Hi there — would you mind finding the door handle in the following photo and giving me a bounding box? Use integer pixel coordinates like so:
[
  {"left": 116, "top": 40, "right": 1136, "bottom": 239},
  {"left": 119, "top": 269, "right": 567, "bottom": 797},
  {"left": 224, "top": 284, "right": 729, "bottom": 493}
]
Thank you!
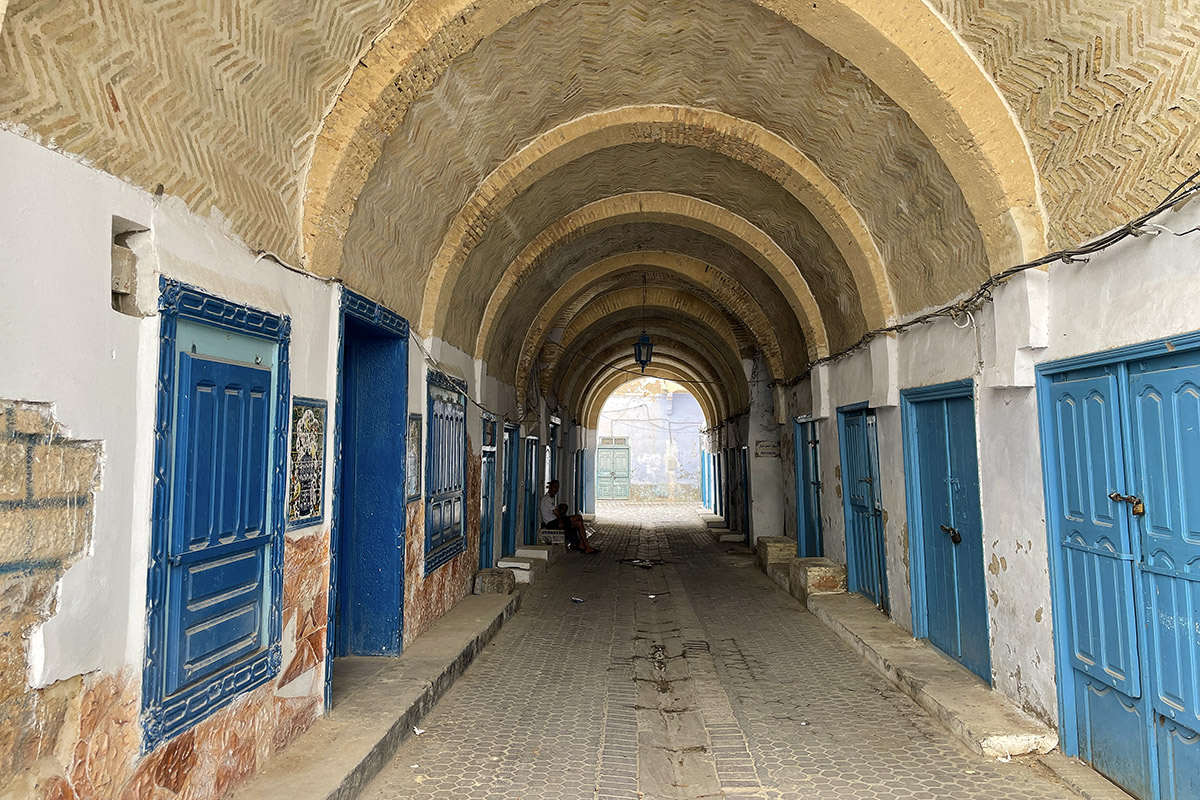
[
  {"left": 1108, "top": 491, "right": 1146, "bottom": 516},
  {"left": 940, "top": 524, "right": 962, "bottom": 545}
]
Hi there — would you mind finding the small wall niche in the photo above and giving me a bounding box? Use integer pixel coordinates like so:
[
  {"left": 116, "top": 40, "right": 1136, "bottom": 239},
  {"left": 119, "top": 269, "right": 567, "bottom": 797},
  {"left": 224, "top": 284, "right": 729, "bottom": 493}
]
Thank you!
[{"left": 111, "top": 215, "right": 151, "bottom": 317}]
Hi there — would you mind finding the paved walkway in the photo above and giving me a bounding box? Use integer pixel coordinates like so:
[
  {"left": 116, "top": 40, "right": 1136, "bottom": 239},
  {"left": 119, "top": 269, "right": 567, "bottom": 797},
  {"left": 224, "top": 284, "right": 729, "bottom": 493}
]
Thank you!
[{"left": 362, "top": 503, "right": 1077, "bottom": 800}]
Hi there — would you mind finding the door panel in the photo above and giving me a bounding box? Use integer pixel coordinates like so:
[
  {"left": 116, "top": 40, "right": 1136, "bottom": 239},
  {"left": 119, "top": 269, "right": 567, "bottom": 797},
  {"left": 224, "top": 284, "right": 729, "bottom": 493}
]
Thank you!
[
  {"left": 524, "top": 437, "right": 539, "bottom": 544},
  {"left": 794, "top": 421, "right": 823, "bottom": 558},
  {"left": 167, "top": 355, "right": 271, "bottom": 696},
  {"left": 501, "top": 428, "right": 519, "bottom": 557},
  {"left": 1129, "top": 360, "right": 1200, "bottom": 798},
  {"left": 945, "top": 395, "right": 990, "bottom": 680},
  {"left": 480, "top": 445, "right": 496, "bottom": 569}
]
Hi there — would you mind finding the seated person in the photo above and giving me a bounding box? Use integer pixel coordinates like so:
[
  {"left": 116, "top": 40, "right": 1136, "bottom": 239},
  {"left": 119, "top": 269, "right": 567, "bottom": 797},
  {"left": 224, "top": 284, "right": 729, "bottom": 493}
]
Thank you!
[{"left": 538, "top": 479, "right": 598, "bottom": 553}]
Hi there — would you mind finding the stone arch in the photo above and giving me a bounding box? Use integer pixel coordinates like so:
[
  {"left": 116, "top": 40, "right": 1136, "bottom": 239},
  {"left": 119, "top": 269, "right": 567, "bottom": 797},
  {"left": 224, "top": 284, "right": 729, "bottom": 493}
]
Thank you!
[
  {"left": 478, "top": 192, "right": 829, "bottom": 380},
  {"left": 583, "top": 367, "right": 721, "bottom": 430},
  {"left": 430, "top": 105, "right": 894, "bottom": 336},
  {"left": 499, "top": 250, "right": 787, "bottom": 389},
  {"left": 304, "top": 0, "right": 1045, "bottom": 284}
]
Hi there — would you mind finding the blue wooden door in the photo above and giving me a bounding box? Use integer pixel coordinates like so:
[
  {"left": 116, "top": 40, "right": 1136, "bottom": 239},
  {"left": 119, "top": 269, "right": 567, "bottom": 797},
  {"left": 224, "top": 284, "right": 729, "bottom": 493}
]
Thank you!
[
  {"left": 501, "top": 427, "right": 519, "bottom": 557},
  {"left": 166, "top": 354, "right": 272, "bottom": 695},
  {"left": 794, "top": 420, "right": 823, "bottom": 558},
  {"left": 480, "top": 422, "right": 497, "bottom": 570},
  {"left": 907, "top": 392, "right": 990, "bottom": 681},
  {"left": 336, "top": 332, "right": 406, "bottom": 657},
  {"left": 1046, "top": 371, "right": 1150, "bottom": 798},
  {"left": 840, "top": 409, "right": 888, "bottom": 611},
  {"left": 524, "top": 437, "right": 540, "bottom": 544},
  {"left": 1128, "top": 356, "right": 1200, "bottom": 800}
]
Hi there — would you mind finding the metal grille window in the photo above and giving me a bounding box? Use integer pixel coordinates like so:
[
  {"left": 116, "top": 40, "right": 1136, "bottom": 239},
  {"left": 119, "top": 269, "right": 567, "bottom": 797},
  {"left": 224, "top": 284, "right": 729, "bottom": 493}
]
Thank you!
[{"left": 426, "top": 376, "right": 466, "bottom": 571}]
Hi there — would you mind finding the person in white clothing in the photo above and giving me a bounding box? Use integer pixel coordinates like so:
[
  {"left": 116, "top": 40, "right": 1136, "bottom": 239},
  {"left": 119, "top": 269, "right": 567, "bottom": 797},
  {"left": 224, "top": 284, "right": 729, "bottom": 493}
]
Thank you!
[{"left": 539, "top": 479, "right": 597, "bottom": 553}]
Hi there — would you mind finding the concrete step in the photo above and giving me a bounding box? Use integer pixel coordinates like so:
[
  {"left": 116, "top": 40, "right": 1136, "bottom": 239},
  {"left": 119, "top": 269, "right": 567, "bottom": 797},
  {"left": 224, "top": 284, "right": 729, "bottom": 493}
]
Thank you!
[
  {"left": 709, "top": 528, "right": 743, "bottom": 543},
  {"left": 807, "top": 592, "right": 1057, "bottom": 759},
  {"left": 496, "top": 556, "right": 547, "bottom": 584},
  {"left": 233, "top": 593, "right": 520, "bottom": 800},
  {"left": 515, "top": 543, "right": 564, "bottom": 565}
]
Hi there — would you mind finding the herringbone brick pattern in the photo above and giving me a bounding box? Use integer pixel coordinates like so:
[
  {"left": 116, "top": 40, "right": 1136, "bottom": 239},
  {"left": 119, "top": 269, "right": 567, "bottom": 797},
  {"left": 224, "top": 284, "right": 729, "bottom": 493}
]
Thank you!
[
  {"left": 933, "top": 0, "right": 1200, "bottom": 248},
  {"left": 340, "top": 0, "right": 986, "bottom": 339},
  {"left": 0, "top": 0, "right": 401, "bottom": 260}
]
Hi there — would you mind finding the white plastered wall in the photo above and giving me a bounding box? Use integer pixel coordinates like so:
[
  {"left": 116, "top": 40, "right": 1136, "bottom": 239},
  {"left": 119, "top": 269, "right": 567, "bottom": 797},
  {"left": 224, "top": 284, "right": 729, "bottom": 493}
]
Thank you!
[
  {"left": 790, "top": 197, "right": 1200, "bottom": 724},
  {"left": 0, "top": 129, "right": 340, "bottom": 687}
]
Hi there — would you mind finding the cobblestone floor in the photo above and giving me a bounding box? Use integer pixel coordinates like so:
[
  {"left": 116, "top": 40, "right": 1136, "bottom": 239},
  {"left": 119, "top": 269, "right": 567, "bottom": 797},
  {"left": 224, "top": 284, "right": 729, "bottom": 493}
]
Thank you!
[{"left": 361, "top": 503, "right": 1078, "bottom": 800}]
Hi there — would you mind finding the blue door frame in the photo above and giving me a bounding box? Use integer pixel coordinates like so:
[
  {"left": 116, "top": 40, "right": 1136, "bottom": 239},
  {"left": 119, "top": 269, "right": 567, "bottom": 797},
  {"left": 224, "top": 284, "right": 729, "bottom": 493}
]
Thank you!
[
  {"left": 793, "top": 420, "right": 823, "bottom": 558},
  {"left": 1038, "top": 331, "right": 1200, "bottom": 800},
  {"left": 327, "top": 291, "right": 408, "bottom": 708},
  {"left": 501, "top": 426, "right": 520, "bottom": 557},
  {"left": 901, "top": 381, "right": 990, "bottom": 682},
  {"left": 838, "top": 404, "right": 889, "bottom": 611}
]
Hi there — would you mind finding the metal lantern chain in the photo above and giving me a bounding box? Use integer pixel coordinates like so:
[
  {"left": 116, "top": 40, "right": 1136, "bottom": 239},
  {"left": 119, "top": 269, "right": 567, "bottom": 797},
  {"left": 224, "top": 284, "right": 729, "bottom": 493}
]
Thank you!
[{"left": 634, "top": 273, "right": 654, "bottom": 372}]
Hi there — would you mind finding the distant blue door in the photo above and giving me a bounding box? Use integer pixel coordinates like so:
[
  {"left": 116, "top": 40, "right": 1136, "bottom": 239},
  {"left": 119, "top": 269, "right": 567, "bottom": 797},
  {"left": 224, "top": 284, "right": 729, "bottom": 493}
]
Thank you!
[
  {"left": 501, "top": 427, "right": 519, "bottom": 557},
  {"left": 524, "top": 437, "right": 540, "bottom": 545},
  {"left": 479, "top": 421, "right": 497, "bottom": 570},
  {"left": 794, "top": 420, "right": 823, "bottom": 558},
  {"left": 904, "top": 387, "right": 990, "bottom": 682},
  {"left": 166, "top": 354, "right": 272, "bottom": 696},
  {"left": 839, "top": 408, "right": 888, "bottom": 611}
]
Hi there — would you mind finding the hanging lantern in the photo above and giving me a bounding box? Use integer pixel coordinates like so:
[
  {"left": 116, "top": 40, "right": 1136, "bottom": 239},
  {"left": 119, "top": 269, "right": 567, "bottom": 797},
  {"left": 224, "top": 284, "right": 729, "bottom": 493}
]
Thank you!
[{"left": 634, "top": 331, "right": 654, "bottom": 372}]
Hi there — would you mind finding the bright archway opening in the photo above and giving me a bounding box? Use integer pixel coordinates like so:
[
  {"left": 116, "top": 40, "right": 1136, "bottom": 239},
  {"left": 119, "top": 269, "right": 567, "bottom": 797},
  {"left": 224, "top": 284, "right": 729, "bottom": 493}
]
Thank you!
[{"left": 595, "top": 377, "right": 706, "bottom": 505}]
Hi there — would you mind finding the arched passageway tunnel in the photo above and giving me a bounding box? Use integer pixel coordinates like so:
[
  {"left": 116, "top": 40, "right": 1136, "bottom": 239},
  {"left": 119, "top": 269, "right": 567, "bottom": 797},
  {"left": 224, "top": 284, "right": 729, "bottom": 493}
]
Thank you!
[{"left": 2, "top": 1, "right": 1200, "bottom": 798}]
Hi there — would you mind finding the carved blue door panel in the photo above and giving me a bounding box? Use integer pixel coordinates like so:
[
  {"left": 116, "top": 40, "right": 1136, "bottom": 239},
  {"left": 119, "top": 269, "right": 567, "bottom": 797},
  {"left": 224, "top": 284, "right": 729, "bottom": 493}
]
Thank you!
[
  {"left": 1045, "top": 369, "right": 1150, "bottom": 798},
  {"left": 1129, "top": 358, "right": 1200, "bottom": 799},
  {"left": 166, "top": 354, "right": 272, "bottom": 696},
  {"left": 839, "top": 408, "right": 888, "bottom": 611}
]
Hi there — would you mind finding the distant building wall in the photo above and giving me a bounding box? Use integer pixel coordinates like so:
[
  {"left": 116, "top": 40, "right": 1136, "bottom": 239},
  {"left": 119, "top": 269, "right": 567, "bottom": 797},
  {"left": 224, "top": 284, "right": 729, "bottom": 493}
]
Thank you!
[{"left": 598, "top": 380, "right": 704, "bottom": 502}]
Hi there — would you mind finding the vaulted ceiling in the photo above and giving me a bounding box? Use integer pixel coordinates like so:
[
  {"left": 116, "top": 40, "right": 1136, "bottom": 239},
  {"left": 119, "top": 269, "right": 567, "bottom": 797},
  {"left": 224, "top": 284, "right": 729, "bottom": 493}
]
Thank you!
[{"left": 3, "top": 0, "right": 1197, "bottom": 420}]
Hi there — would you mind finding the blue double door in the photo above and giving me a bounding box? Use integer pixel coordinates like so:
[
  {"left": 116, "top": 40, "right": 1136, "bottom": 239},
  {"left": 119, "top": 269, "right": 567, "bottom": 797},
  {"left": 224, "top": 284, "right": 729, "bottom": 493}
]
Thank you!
[
  {"left": 1043, "top": 350, "right": 1200, "bottom": 799},
  {"left": 904, "top": 387, "right": 990, "bottom": 682}
]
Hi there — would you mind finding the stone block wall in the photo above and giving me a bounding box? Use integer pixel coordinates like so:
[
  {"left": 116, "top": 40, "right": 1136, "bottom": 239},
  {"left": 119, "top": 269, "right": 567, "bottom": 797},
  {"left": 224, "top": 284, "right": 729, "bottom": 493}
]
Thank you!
[{"left": 0, "top": 399, "right": 100, "bottom": 797}]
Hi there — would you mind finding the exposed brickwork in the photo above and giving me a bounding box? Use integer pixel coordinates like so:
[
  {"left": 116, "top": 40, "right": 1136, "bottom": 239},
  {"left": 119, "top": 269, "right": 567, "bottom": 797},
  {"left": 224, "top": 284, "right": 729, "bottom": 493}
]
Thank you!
[
  {"left": 0, "top": 0, "right": 401, "bottom": 261},
  {"left": 933, "top": 0, "right": 1200, "bottom": 249}
]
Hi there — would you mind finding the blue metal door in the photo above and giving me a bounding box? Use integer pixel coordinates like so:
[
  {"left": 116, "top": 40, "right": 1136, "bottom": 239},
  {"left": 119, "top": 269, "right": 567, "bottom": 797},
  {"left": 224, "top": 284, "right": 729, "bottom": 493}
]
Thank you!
[
  {"left": 524, "top": 436, "right": 540, "bottom": 544},
  {"left": 1128, "top": 355, "right": 1200, "bottom": 800},
  {"left": 794, "top": 420, "right": 823, "bottom": 558},
  {"left": 905, "top": 389, "right": 990, "bottom": 681},
  {"left": 479, "top": 421, "right": 497, "bottom": 570},
  {"left": 501, "top": 427, "right": 519, "bottom": 557},
  {"left": 839, "top": 408, "right": 888, "bottom": 611},
  {"left": 1045, "top": 370, "right": 1150, "bottom": 798},
  {"left": 166, "top": 354, "right": 272, "bottom": 695}
]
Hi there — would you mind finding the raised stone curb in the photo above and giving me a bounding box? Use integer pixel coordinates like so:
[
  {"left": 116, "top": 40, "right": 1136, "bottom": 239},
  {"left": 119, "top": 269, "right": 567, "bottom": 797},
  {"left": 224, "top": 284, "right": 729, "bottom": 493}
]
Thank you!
[
  {"left": 232, "top": 593, "right": 520, "bottom": 800},
  {"left": 788, "top": 557, "right": 846, "bottom": 606},
  {"left": 807, "top": 592, "right": 1057, "bottom": 759},
  {"left": 709, "top": 527, "right": 743, "bottom": 543},
  {"left": 754, "top": 536, "right": 793, "bottom": 570},
  {"left": 473, "top": 567, "right": 516, "bottom": 595}
]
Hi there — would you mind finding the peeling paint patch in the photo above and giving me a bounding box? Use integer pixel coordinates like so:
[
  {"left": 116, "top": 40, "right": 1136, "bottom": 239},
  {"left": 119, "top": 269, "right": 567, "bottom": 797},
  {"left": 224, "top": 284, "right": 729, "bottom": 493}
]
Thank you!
[{"left": 1035, "top": 607, "right": 1044, "bottom": 623}]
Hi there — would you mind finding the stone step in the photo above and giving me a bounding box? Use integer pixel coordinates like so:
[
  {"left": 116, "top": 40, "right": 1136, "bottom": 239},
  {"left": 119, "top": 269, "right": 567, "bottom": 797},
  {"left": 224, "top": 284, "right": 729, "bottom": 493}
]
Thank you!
[
  {"left": 232, "top": 593, "right": 520, "bottom": 800},
  {"left": 754, "top": 535, "right": 794, "bottom": 569},
  {"left": 495, "top": 556, "right": 547, "bottom": 584},
  {"left": 709, "top": 528, "right": 743, "bottom": 543},
  {"left": 516, "top": 544, "right": 564, "bottom": 565},
  {"left": 807, "top": 592, "right": 1057, "bottom": 759},
  {"left": 788, "top": 557, "right": 846, "bottom": 606}
]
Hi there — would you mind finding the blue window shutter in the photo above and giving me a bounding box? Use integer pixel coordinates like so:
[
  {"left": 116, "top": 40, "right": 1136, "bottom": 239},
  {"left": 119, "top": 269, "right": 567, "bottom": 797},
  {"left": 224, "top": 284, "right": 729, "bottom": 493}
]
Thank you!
[{"left": 165, "top": 354, "right": 273, "bottom": 697}]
